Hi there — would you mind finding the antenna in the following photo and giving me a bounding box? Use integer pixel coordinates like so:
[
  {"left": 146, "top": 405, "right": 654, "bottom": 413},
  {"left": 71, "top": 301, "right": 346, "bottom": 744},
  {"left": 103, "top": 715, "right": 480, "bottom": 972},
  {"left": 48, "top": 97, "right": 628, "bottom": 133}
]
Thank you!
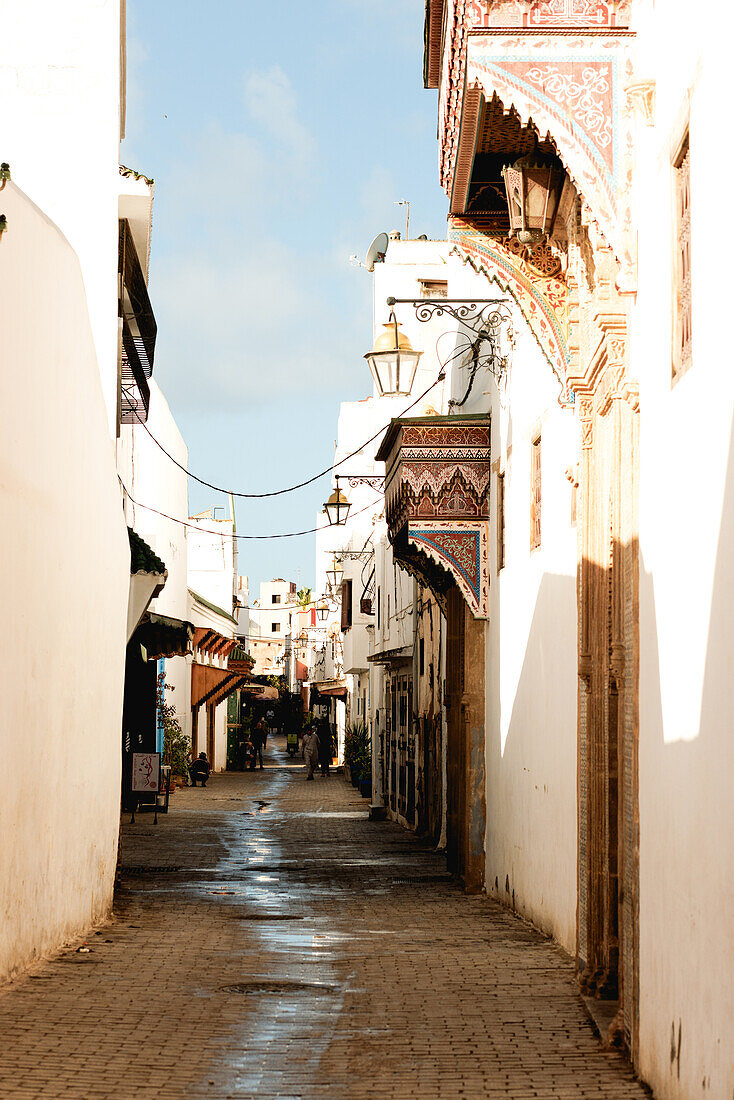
[
  {"left": 394, "top": 199, "right": 410, "bottom": 240},
  {"left": 365, "top": 232, "right": 389, "bottom": 272}
]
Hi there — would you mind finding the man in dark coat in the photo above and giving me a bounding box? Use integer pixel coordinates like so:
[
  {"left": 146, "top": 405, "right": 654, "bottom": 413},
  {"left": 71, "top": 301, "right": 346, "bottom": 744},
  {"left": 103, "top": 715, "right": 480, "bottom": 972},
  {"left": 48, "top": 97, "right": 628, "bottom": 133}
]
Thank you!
[
  {"left": 188, "top": 752, "right": 210, "bottom": 787},
  {"left": 318, "top": 718, "right": 333, "bottom": 776},
  {"left": 251, "top": 719, "right": 267, "bottom": 770}
]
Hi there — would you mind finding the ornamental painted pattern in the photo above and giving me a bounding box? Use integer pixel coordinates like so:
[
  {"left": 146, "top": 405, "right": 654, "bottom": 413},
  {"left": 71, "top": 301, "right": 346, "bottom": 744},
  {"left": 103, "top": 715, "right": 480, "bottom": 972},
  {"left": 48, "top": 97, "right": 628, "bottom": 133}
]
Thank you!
[
  {"left": 467, "top": 0, "right": 628, "bottom": 28},
  {"left": 411, "top": 521, "right": 490, "bottom": 619},
  {"left": 449, "top": 218, "right": 571, "bottom": 399},
  {"left": 465, "top": 33, "right": 633, "bottom": 263},
  {"left": 378, "top": 416, "right": 491, "bottom": 619}
]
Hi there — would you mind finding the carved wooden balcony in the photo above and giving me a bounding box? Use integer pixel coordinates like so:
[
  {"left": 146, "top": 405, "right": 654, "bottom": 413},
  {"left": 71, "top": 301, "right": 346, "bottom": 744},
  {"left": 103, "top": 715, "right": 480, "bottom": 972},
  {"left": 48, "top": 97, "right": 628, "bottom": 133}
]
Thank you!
[{"left": 375, "top": 414, "right": 490, "bottom": 618}]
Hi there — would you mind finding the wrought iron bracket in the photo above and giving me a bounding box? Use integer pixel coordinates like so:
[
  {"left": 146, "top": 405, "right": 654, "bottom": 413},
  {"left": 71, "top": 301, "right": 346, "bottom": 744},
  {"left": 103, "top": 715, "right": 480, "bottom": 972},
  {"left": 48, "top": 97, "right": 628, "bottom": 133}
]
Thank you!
[
  {"left": 386, "top": 297, "right": 514, "bottom": 407},
  {"left": 336, "top": 473, "right": 385, "bottom": 491}
]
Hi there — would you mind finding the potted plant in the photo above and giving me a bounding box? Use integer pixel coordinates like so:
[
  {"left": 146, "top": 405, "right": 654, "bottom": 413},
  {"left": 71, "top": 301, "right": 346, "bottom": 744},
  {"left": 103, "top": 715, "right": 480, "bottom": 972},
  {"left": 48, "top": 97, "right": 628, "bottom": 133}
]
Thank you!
[
  {"left": 158, "top": 674, "right": 190, "bottom": 787},
  {"left": 344, "top": 722, "right": 367, "bottom": 787}
]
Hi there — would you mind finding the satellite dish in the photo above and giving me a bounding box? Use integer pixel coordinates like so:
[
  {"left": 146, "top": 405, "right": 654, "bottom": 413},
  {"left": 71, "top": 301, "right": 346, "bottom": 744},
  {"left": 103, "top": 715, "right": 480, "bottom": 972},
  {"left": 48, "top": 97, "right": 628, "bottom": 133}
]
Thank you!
[{"left": 366, "top": 232, "right": 389, "bottom": 272}]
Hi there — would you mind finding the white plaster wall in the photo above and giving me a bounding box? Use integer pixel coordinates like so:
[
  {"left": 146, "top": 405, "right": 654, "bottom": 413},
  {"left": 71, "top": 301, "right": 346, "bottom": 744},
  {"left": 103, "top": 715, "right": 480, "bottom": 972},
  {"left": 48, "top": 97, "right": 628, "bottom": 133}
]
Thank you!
[
  {"left": 253, "top": 580, "right": 295, "bottom": 640},
  {"left": 632, "top": 6, "right": 734, "bottom": 1094},
  {"left": 0, "top": 184, "right": 129, "bottom": 981},
  {"left": 118, "top": 382, "right": 191, "bottom": 737},
  {"left": 188, "top": 517, "right": 236, "bottom": 616},
  {"left": 448, "top": 256, "right": 578, "bottom": 950},
  {"left": 0, "top": 0, "right": 124, "bottom": 433}
]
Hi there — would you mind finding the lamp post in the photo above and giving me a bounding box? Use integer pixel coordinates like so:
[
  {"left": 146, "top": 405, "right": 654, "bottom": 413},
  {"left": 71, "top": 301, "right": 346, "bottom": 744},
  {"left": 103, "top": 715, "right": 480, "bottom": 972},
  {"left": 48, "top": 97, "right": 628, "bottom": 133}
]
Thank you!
[
  {"left": 502, "top": 148, "right": 564, "bottom": 244},
  {"left": 323, "top": 477, "right": 351, "bottom": 526},
  {"left": 326, "top": 557, "right": 343, "bottom": 593},
  {"left": 364, "top": 310, "right": 422, "bottom": 396}
]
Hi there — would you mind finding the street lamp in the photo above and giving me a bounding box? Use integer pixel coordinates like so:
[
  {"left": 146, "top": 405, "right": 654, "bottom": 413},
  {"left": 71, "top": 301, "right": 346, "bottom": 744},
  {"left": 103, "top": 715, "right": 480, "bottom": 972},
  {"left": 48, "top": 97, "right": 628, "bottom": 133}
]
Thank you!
[
  {"left": 364, "top": 310, "right": 422, "bottom": 396},
  {"left": 326, "top": 557, "right": 343, "bottom": 593},
  {"left": 316, "top": 600, "right": 330, "bottom": 622},
  {"left": 502, "top": 148, "right": 565, "bottom": 244},
  {"left": 323, "top": 478, "right": 351, "bottom": 526}
]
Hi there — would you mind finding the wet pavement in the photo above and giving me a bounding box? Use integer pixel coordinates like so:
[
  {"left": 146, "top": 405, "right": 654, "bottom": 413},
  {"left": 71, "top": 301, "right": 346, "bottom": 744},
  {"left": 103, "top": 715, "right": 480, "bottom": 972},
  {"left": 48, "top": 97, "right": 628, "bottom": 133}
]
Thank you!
[{"left": 0, "top": 736, "right": 650, "bottom": 1099}]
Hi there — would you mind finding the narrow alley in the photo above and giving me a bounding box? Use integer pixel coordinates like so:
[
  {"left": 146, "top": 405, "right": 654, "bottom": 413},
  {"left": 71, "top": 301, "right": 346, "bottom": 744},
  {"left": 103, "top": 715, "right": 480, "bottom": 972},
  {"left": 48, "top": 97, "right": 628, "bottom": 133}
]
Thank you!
[{"left": 0, "top": 739, "right": 647, "bottom": 1100}]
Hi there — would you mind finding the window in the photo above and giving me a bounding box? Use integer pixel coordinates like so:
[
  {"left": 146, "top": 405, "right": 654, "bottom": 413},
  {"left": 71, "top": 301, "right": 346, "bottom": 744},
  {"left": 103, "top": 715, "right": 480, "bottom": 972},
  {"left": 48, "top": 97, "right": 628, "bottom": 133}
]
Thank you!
[
  {"left": 272, "top": 594, "right": 281, "bottom": 604},
  {"left": 340, "top": 579, "right": 353, "bottom": 630},
  {"left": 419, "top": 637, "right": 425, "bottom": 676},
  {"left": 420, "top": 279, "right": 448, "bottom": 299},
  {"left": 673, "top": 132, "right": 692, "bottom": 381},
  {"left": 377, "top": 586, "right": 381, "bottom": 629},
  {"left": 530, "top": 436, "right": 541, "bottom": 550},
  {"left": 271, "top": 622, "right": 279, "bottom": 633},
  {"left": 497, "top": 470, "right": 506, "bottom": 570}
]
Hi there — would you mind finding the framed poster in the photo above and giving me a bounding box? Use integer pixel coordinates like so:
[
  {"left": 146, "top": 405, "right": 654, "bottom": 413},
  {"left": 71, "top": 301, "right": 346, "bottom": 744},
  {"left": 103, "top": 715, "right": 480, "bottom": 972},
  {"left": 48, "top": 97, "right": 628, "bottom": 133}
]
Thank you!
[{"left": 132, "top": 752, "right": 160, "bottom": 793}]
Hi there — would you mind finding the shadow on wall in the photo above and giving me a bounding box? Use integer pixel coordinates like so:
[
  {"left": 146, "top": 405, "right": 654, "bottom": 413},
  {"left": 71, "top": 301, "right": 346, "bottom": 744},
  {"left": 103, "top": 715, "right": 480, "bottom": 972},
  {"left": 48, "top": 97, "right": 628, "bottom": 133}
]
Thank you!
[
  {"left": 638, "top": 413, "right": 734, "bottom": 1098},
  {"left": 485, "top": 567, "right": 577, "bottom": 952}
]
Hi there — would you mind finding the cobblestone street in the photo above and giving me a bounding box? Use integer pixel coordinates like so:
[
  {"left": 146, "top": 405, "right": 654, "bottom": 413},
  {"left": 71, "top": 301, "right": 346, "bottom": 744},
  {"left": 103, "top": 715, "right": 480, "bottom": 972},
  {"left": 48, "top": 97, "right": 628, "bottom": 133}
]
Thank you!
[{"left": 0, "top": 738, "right": 650, "bottom": 1099}]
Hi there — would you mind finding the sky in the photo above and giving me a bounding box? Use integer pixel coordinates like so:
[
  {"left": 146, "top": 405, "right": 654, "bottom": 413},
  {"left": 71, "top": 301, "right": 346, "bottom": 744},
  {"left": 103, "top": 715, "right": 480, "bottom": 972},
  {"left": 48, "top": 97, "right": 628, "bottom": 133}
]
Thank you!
[{"left": 122, "top": 0, "right": 448, "bottom": 595}]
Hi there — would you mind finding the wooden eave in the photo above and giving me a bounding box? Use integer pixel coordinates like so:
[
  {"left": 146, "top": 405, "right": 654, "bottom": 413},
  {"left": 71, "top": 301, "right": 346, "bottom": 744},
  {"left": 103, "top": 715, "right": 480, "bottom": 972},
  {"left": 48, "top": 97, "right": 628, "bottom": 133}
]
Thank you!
[{"left": 423, "top": 0, "right": 445, "bottom": 88}]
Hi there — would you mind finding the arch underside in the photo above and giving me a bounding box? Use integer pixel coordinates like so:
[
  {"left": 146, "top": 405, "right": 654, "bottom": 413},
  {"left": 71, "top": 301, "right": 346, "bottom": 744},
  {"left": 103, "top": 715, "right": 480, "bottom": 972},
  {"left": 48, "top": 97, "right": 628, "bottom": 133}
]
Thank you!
[
  {"left": 464, "top": 33, "right": 633, "bottom": 272},
  {"left": 393, "top": 521, "right": 489, "bottom": 620}
]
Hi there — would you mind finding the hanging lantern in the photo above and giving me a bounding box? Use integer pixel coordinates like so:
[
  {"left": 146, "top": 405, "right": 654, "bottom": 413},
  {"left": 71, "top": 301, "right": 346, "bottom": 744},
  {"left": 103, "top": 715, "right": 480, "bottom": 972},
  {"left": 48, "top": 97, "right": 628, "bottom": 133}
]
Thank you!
[
  {"left": 364, "top": 311, "right": 422, "bottom": 396},
  {"left": 502, "top": 149, "right": 565, "bottom": 244},
  {"left": 323, "top": 483, "right": 351, "bottom": 526},
  {"left": 316, "top": 600, "right": 330, "bottom": 622},
  {"left": 326, "top": 557, "right": 344, "bottom": 592}
]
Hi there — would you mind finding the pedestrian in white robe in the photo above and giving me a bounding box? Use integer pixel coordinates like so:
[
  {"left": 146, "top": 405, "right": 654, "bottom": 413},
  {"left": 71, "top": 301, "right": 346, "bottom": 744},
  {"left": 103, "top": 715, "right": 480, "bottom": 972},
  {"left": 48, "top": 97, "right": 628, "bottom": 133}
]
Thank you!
[{"left": 302, "top": 729, "right": 320, "bottom": 781}]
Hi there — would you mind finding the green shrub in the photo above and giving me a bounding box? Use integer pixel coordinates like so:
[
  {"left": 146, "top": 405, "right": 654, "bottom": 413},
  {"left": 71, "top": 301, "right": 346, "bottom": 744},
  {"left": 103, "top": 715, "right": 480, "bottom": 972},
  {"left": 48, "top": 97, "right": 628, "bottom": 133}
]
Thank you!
[
  {"left": 344, "top": 721, "right": 371, "bottom": 778},
  {"left": 157, "top": 674, "right": 190, "bottom": 776}
]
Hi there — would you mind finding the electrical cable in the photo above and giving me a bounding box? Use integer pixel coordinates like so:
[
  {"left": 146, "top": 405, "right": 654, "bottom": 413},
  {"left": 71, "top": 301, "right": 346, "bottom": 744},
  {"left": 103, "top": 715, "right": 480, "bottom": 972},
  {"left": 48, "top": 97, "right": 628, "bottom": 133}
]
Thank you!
[
  {"left": 121, "top": 369, "right": 444, "bottom": 499},
  {"left": 119, "top": 478, "right": 383, "bottom": 541}
]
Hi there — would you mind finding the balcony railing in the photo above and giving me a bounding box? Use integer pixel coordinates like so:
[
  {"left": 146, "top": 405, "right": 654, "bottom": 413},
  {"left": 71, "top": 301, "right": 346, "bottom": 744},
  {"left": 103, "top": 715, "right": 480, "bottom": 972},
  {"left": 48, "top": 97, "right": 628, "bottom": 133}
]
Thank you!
[{"left": 118, "top": 219, "right": 157, "bottom": 425}]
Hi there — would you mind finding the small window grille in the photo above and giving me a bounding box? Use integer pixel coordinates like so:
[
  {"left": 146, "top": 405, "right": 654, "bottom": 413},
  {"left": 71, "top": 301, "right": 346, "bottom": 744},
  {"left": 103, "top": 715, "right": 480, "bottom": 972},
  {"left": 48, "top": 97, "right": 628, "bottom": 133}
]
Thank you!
[
  {"left": 420, "top": 279, "right": 448, "bottom": 299},
  {"left": 673, "top": 133, "right": 692, "bottom": 380},
  {"left": 530, "top": 436, "right": 541, "bottom": 550},
  {"left": 497, "top": 470, "right": 506, "bottom": 570}
]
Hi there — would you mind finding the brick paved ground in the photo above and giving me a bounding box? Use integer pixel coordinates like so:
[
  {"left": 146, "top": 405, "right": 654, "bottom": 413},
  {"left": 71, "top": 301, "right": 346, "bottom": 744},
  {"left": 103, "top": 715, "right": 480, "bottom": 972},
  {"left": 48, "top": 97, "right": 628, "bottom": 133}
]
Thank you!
[{"left": 0, "top": 737, "right": 651, "bottom": 1099}]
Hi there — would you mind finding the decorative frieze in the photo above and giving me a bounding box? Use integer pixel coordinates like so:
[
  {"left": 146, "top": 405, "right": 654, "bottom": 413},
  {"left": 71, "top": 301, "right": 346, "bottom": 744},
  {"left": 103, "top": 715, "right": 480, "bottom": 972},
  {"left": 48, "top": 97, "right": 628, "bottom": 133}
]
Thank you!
[{"left": 376, "top": 415, "right": 491, "bottom": 619}]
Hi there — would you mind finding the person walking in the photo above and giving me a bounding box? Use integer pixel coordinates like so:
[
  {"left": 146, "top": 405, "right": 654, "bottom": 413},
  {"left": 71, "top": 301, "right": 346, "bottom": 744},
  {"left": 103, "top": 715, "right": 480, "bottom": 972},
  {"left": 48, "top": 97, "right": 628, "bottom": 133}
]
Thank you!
[
  {"left": 302, "top": 726, "right": 320, "bottom": 781},
  {"left": 251, "top": 719, "right": 267, "bottom": 770},
  {"left": 318, "top": 718, "right": 333, "bottom": 777}
]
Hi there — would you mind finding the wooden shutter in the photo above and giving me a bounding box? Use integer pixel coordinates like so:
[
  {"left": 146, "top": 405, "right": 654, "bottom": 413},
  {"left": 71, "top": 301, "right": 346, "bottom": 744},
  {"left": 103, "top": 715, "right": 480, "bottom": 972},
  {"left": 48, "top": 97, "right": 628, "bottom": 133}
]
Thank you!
[
  {"left": 530, "top": 436, "right": 541, "bottom": 550},
  {"left": 340, "top": 579, "right": 352, "bottom": 630}
]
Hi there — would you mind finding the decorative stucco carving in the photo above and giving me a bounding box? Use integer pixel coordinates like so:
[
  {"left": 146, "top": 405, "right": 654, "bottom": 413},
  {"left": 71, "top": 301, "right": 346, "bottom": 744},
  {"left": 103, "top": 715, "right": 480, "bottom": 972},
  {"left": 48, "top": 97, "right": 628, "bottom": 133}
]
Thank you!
[
  {"left": 376, "top": 416, "right": 491, "bottom": 619},
  {"left": 449, "top": 217, "right": 571, "bottom": 402}
]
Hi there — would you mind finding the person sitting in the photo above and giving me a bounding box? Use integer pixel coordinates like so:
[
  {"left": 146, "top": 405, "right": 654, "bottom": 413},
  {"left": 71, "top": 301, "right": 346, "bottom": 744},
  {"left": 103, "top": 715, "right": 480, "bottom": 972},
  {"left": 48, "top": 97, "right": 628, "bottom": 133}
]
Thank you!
[{"left": 188, "top": 751, "right": 210, "bottom": 787}]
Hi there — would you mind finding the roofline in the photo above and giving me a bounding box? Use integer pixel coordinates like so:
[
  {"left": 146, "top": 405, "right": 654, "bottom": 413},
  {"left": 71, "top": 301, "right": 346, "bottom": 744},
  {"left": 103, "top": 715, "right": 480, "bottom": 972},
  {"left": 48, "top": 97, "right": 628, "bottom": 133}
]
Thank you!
[
  {"left": 375, "top": 413, "right": 490, "bottom": 462},
  {"left": 188, "top": 588, "right": 237, "bottom": 624},
  {"left": 423, "top": 0, "right": 445, "bottom": 89}
]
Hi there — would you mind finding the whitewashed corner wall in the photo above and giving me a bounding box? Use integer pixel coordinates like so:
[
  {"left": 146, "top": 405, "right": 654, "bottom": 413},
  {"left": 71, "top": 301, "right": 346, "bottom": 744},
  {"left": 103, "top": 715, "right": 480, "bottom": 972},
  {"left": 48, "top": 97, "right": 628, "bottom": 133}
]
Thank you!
[
  {"left": 0, "top": 0, "right": 125, "bottom": 436},
  {"left": 447, "top": 257, "right": 579, "bottom": 952},
  {"left": 0, "top": 185, "right": 129, "bottom": 982},
  {"left": 633, "top": 10, "right": 734, "bottom": 1094}
]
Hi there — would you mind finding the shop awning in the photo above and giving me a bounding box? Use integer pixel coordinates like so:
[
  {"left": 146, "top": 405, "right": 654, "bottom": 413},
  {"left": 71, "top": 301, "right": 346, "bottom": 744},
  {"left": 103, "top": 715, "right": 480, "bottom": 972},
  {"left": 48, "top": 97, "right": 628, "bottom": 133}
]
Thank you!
[
  {"left": 136, "top": 613, "right": 194, "bottom": 660},
  {"left": 127, "top": 528, "right": 168, "bottom": 641},
  {"left": 367, "top": 644, "right": 413, "bottom": 665},
  {"left": 312, "top": 679, "right": 348, "bottom": 698},
  {"left": 191, "top": 664, "right": 249, "bottom": 710},
  {"left": 193, "top": 626, "right": 237, "bottom": 660}
]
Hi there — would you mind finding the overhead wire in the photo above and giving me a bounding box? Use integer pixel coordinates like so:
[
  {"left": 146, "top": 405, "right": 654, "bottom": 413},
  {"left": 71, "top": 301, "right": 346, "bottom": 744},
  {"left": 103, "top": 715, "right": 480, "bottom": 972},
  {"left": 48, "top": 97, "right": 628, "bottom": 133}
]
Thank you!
[
  {"left": 119, "top": 478, "right": 383, "bottom": 541},
  {"left": 121, "top": 366, "right": 444, "bottom": 499}
]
